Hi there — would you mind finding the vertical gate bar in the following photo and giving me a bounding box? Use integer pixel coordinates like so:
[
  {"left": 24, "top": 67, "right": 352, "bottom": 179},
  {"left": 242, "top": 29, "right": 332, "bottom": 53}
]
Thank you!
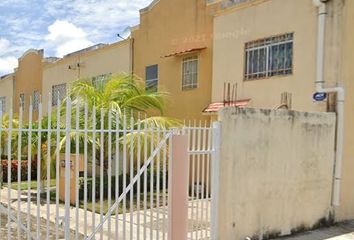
[
  {"left": 36, "top": 101, "right": 42, "bottom": 240},
  {"left": 107, "top": 109, "right": 112, "bottom": 239},
  {"left": 17, "top": 102, "right": 23, "bottom": 239},
  {"left": 196, "top": 121, "right": 202, "bottom": 240},
  {"left": 206, "top": 126, "right": 212, "bottom": 238},
  {"left": 201, "top": 122, "right": 207, "bottom": 238},
  {"left": 186, "top": 122, "right": 191, "bottom": 240},
  {"left": 55, "top": 99, "right": 61, "bottom": 240},
  {"left": 84, "top": 103, "right": 88, "bottom": 239},
  {"left": 46, "top": 96, "right": 52, "bottom": 240},
  {"left": 129, "top": 113, "right": 134, "bottom": 240},
  {"left": 99, "top": 108, "right": 104, "bottom": 240},
  {"left": 149, "top": 126, "right": 154, "bottom": 240},
  {"left": 27, "top": 99, "right": 33, "bottom": 240},
  {"left": 7, "top": 101, "right": 13, "bottom": 240},
  {"left": 92, "top": 106, "right": 97, "bottom": 239},
  {"left": 211, "top": 122, "right": 221, "bottom": 240},
  {"left": 143, "top": 116, "right": 148, "bottom": 240},
  {"left": 167, "top": 133, "right": 172, "bottom": 240},
  {"left": 115, "top": 111, "right": 120, "bottom": 240},
  {"left": 162, "top": 130, "right": 167, "bottom": 240},
  {"left": 156, "top": 128, "right": 161, "bottom": 240},
  {"left": 191, "top": 121, "right": 196, "bottom": 240},
  {"left": 122, "top": 112, "right": 127, "bottom": 240},
  {"left": 168, "top": 134, "right": 188, "bottom": 240},
  {"left": 75, "top": 102, "right": 80, "bottom": 240},
  {"left": 136, "top": 114, "right": 141, "bottom": 240},
  {"left": 64, "top": 98, "right": 72, "bottom": 240}
]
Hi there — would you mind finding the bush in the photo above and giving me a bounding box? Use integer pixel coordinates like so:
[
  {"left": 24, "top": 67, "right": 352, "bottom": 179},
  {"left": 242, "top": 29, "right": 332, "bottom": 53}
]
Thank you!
[
  {"left": 78, "top": 168, "right": 165, "bottom": 201},
  {"left": 1, "top": 159, "right": 37, "bottom": 182}
]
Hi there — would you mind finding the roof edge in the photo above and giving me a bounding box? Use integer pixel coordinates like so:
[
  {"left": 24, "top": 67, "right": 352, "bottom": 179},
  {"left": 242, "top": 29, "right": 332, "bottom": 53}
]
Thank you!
[
  {"left": 19, "top": 49, "right": 44, "bottom": 61},
  {"left": 140, "top": 0, "right": 160, "bottom": 13}
]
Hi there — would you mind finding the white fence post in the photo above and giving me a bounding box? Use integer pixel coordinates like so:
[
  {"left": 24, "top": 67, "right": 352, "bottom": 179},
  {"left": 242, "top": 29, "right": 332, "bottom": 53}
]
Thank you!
[
  {"left": 64, "top": 98, "right": 72, "bottom": 239},
  {"left": 211, "top": 121, "right": 221, "bottom": 240},
  {"left": 168, "top": 134, "right": 189, "bottom": 240}
]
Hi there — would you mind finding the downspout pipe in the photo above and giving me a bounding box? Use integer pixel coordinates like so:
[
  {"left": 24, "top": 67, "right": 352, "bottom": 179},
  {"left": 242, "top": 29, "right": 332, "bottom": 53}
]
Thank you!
[{"left": 313, "top": 0, "right": 345, "bottom": 207}]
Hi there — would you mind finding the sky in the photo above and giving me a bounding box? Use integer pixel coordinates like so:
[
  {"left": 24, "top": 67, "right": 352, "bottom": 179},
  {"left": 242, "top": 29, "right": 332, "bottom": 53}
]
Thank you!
[{"left": 0, "top": 0, "right": 153, "bottom": 76}]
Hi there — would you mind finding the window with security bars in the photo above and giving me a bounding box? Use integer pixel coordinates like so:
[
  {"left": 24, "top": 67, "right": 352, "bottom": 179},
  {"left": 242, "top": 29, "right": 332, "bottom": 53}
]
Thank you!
[
  {"left": 19, "top": 93, "right": 25, "bottom": 108},
  {"left": 245, "top": 33, "right": 293, "bottom": 80},
  {"left": 92, "top": 73, "right": 112, "bottom": 89},
  {"left": 33, "top": 90, "right": 40, "bottom": 110},
  {"left": 182, "top": 56, "right": 198, "bottom": 90},
  {"left": 52, "top": 84, "right": 67, "bottom": 106},
  {"left": 145, "top": 65, "right": 158, "bottom": 92},
  {"left": 0, "top": 97, "right": 5, "bottom": 113}
]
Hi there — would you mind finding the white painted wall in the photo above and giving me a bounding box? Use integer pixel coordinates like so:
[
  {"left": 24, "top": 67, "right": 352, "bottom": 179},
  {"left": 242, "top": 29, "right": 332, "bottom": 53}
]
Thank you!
[{"left": 217, "top": 107, "right": 336, "bottom": 239}]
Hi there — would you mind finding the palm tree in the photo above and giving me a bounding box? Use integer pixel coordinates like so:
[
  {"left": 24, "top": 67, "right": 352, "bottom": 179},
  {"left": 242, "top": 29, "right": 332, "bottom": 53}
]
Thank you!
[{"left": 56, "top": 74, "right": 180, "bottom": 175}]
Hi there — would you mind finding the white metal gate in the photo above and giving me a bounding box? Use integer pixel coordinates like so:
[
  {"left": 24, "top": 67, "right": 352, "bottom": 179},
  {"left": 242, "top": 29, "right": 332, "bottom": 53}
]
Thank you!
[{"left": 0, "top": 99, "right": 220, "bottom": 240}]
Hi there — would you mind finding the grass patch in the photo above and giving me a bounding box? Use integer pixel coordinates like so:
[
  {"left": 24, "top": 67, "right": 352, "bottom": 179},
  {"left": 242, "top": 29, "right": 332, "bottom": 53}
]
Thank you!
[
  {"left": 4, "top": 179, "right": 57, "bottom": 190},
  {"left": 79, "top": 192, "right": 167, "bottom": 215}
]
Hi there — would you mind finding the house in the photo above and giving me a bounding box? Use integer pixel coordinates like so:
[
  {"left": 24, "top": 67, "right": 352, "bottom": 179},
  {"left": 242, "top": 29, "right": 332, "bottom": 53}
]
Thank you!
[
  {"left": 212, "top": 0, "right": 354, "bottom": 222},
  {"left": 13, "top": 49, "right": 56, "bottom": 120},
  {"left": 132, "top": 0, "right": 220, "bottom": 121},
  {"left": 0, "top": 73, "right": 14, "bottom": 114},
  {"left": 42, "top": 40, "right": 132, "bottom": 115}
]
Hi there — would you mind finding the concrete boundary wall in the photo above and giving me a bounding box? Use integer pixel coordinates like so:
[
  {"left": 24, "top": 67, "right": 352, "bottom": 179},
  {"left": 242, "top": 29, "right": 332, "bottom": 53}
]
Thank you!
[{"left": 217, "top": 107, "right": 336, "bottom": 239}]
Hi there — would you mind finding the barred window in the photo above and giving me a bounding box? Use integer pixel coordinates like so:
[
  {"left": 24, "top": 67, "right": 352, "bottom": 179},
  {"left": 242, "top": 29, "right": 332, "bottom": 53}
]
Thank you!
[
  {"left": 245, "top": 33, "right": 293, "bottom": 80},
  {"left": 19, "top": 93, "right": 25, "bottom": 108},
  {"left": 0, "top": 97, "right": 5, "bottom": 113},
  {"left": 145, "top": 65, "right": 158, "bottom": 92},
  {"left": 92, "top": 73, "right": 111, "bottom": 89},
  {"left": 52, "top": 84, "right": 67, "bottom": 106},
  {"left": 33, "top": 91, "right": 40, "bottom": 110},
  {"left": 182, "top": 56, "right": 198, "bottom": 90}
]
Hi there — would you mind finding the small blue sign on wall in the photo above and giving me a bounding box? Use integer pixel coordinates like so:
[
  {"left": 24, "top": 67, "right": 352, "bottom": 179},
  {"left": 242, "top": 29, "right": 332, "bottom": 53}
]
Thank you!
[{"left": 313, "top": 92, "right": 327, "bottom": 101}]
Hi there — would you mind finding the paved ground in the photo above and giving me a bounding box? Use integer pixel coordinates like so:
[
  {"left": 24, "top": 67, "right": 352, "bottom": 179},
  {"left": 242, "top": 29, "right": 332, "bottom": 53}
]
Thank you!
[
  {"left": 0, "top": 187, "right": 211, "bottom": 240},
  {"left": 276, "top": 221, "right": 354, "bottom": 240}
]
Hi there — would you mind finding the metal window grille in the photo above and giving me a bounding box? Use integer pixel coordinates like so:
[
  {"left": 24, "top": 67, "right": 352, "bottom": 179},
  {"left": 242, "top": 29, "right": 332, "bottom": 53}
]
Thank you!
[
  {"left": 182, "top": 56, "right": 198, "bottom": 90},
  {"left": 245, "top": 33, "right": 293, "bottom": 80},
  {"left": 145, "top": 65, "right": 158, "bottom": 92},
  {"left": 0, "top": 96, "right": 5, "bottom": 112},
  {"left": 92, "top": 73, "right": 112, "bottom": 89},
  {"left": 52, "top": 83, "right": 67, "bottom": 106},
  {"left": 33, "top": 91, "right": 40, "bottom": 110},
  {"left": 19, "top": 93, "right": 25, "bottom": 108}
]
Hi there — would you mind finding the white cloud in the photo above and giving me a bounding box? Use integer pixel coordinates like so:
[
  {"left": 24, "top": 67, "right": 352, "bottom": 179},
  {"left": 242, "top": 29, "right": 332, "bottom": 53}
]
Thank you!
[
  {"left": 45, "top": 20, "right": 93, "bottom": 57},
  {"left": 0, "top": 38, "right": 11, "bottom": 54},
  {"left": 0, "top": 56, "right": 17, "bottom": 75},
  {"left": 45, "top": 0, "right": 152, "bottom": 41},
  {"left": 0, "top": 38, "right": 18, "bottom": 75}
]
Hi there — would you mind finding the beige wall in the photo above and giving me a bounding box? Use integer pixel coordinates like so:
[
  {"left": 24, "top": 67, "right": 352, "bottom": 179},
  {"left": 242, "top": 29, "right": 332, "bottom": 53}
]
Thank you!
[
  {"left": 132, "top": 0, "right": 220, "bottom": 121},
  {"left": 0, "top": 74, "right": 14, "bottom": 113},
  {"left": 212, "top": 0, "right": 341, "bottom": 112},
  {"left": 42, "top": 40, "right": 131, "bottom": 114},
  {"left": 213, "top": 0, "right": 354, "bottom": 220},
  {"left": 217, "top": 107, "right": 336, "bottom": 239},
  {"left": 336, "top": 0, "right": 354, "bottom": 221},
  {"left": 14, "top": 49, "right": 44, "bottom": 119}
]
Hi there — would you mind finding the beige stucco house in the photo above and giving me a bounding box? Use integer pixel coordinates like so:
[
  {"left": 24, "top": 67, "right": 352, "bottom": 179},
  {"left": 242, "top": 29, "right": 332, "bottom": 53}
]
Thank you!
[
  {"left": 212, "top": 0, "right": 354, "bottom": 223},
  {"left": 42, "top": 40, "right": 131, "bottom": 114},
  {"left": 132, "top": 0, "right": 220, "bottom": 121},
  {"left": 13, "top": 49, "right": 48, "bottom": 120},
  {"left": 0, "top": 74, "right": 14, "bottom": 114}
]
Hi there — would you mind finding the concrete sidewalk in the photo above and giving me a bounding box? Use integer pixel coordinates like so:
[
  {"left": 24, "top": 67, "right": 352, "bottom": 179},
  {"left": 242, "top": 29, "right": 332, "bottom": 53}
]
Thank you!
[
  {"left": 277, "top": 221, "right": 354, "bottom": 240},
  {"left": 0, "top": 187, "right": 211, "bottom": 239}
]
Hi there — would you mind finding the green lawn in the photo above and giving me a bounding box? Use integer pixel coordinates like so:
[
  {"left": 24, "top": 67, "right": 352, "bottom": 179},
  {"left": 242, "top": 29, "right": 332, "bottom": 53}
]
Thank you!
[
  {"left": 80, "top": 192, "right": 167, "bottom": 215},
  {"left": 4, "top": 179, "right": 57, "bottom": 190}
]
